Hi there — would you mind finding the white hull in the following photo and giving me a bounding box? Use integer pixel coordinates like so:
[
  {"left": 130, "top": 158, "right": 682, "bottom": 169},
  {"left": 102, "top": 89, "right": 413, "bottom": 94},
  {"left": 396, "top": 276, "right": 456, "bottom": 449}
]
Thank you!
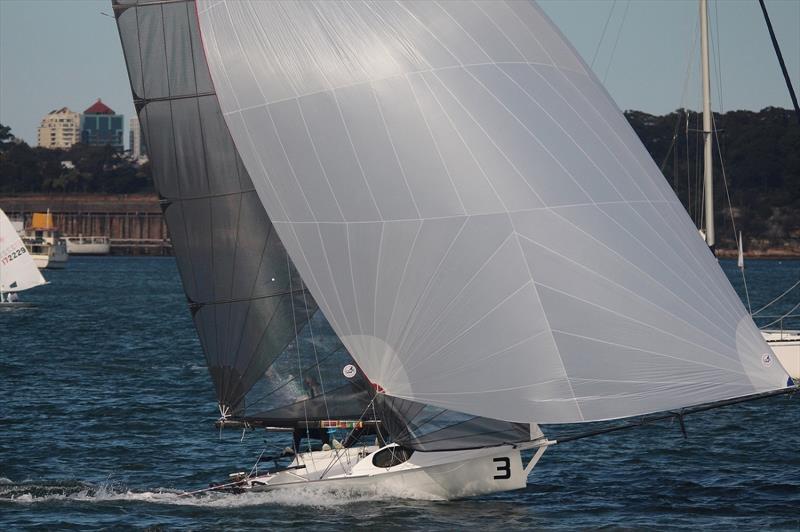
[
  {"left": 32, "top": 254, "right": 68, "bottom": 269},
  {"left": 763, "top": 330, "right": 800, "bottom": 381},
  {"left": 0, "top": 301, "right": 35, "bottom": 309},
  {"left": 227, "top": 441, "right": 547, "bottom": 500},
  {"left": 30, "top": 243, "right": 68, "bottom": 269},
  {"left": 65, "top": 237, "right": 111, "bottom": 255}
]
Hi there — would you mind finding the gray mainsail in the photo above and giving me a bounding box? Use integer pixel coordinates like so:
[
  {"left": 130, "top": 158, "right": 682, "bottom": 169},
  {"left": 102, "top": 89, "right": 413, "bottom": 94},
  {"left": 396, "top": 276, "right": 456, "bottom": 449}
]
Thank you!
[{"left": 113, "top": 0, "right": 370, "bottom": 423}]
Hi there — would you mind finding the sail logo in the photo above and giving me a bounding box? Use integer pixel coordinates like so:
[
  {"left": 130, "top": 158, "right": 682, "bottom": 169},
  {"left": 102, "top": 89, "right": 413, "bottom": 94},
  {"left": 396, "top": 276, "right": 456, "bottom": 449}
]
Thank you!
[
  {"left": 342, "top": 364, "right": 357, "bottom": 379},
  {"left": 761, "top": 353, "right": 774, "bottom": 367}
]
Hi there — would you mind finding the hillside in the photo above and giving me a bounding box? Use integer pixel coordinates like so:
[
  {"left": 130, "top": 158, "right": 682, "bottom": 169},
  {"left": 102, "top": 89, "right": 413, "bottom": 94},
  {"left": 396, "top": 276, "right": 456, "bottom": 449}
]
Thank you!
[{"left": 2, "top": 108, "right": 798, "bottom": 252}]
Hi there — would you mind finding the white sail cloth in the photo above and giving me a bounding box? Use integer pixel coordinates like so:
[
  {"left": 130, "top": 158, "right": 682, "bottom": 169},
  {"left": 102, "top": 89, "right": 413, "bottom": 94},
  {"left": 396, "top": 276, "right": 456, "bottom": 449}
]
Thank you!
[
  {"left": 196, "top": 0, "right": 788, "bottom": 423},
  {"left": 0, "top": 208, "right": 46, "bottom": 293}
]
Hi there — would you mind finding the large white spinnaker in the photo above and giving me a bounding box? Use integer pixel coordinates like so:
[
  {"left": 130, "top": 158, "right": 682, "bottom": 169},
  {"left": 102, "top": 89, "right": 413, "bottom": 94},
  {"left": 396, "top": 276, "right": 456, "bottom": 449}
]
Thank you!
[
  {"left": 196, "top": 0, "right": 789, "bottom": 424},
  {"left": 0, "top": 208, "right": 46, "bottom": 293}
]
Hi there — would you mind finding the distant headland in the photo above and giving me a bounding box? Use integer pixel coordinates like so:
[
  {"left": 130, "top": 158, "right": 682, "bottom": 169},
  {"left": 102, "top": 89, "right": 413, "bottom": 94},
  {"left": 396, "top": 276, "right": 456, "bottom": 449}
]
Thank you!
[{"left": 1, "top": 106, "right": 797, "bottom": 257}]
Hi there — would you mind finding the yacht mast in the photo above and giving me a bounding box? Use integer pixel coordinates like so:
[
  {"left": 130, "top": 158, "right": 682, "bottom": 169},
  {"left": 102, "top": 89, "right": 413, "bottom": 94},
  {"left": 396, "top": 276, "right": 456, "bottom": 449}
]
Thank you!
[{"left": 700, "top": 0, "right": 715, "bottom": 251}]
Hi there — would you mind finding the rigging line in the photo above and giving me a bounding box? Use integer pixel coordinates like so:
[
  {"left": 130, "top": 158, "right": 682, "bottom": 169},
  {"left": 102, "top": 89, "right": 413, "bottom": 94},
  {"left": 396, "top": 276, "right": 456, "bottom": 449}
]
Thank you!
[
  {"left": 602, "top": 0, "right": 630, "bottom": 85},
  {"left": 133, "top": 91, "right": 217, "bottom": 105},
  {"left": 192, "top": 288, "right": 309, "bottom": 308},
  {"left": 392, "top": 406, "right": 451, "bottom": 441},
  {"left": 752, "top": 278, "right": 800, "bottom": 316},
  {"left": 757, "top": 0, "right": 800, "bottom": 125},
  {"left": 224, "top": 288, "right": 314, "bottom": 410},
  {"left": 590, "top": 0, "right": 617, "bottom": 69},
  {"left": 241, "top": 384, "right": 358, "bottom": 423},
  {"left": 711, "top": 0, "right": 724, "bottom": 113},
  {"left": 710, "top": 112, "right": 750, "bottom": 313},
  {"left": 241, "top": 346, "right": 346, "bottom": 411},
  {"left": 695, "top": 111, "right": 703, "bottom": 228},
  {"left": 760, "top": 299, "right": 800, "bottom": 330},
  {"left": 299, "top": 281, "right": 336, "bottom": 446},
  {"left": 685, "top": 111, "right": 692, "bottom": 221},
  {"left": 408, "top": 426, "right": 530, "bottom": 447},
  {"left": 226, "top": 221, "right": 274, "bottom": 400},
  {"left": 552, "top": 385, "right": 798, "bottom": 445},
  {"left": 658, "top": 112, "right": 683, "bottom": 174},
  {"left": 665, "top": 15, "right": 700, "bottom": 177},
  {"left": 318, "top": 395, "right": 378, "bottom": 481},
  {"left": 285, "top": 253, "right": 312, "bottom": 460}
]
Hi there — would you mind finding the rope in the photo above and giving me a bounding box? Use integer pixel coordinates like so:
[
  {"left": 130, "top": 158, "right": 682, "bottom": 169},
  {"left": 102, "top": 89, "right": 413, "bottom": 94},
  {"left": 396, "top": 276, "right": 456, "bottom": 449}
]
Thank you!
[
  {"left": 297, "top": 282, "right": 342, "bottom": 480},
  {"left": 590, "top": 0, "right": 616, "bottom": 68},
  {"left": 710, "top": 113, "right": 750, "bottom": 312},
  {"left": 602, "top": 0, "right": 630, "bottom": 84},
  {"left": 711, "top": 0, "right": 725, "bottom": 113},
  {"left": 317, "top": 396, "right": 378, "bottom": 480},
  {"left": 759, "top": 299, "right": 800, "bottom": 330},
  {"left": 752, "top": 278, "right": 800, "bottom": 316},
  {"left": 285, "top": 253, "right": 314, "bottom": 471}
]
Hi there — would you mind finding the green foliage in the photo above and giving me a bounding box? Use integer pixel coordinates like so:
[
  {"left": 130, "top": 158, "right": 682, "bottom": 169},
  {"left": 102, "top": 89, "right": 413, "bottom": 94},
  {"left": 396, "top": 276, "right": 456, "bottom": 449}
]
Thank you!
[
  {"left": 0, "top": 108, "right": 797, "bottom": 244},
  {"left": 625, "top": 107, "right": 799, "bottom": 246},
  {"left": 0, "top": 124, "right": 153, "bottom": 194}
]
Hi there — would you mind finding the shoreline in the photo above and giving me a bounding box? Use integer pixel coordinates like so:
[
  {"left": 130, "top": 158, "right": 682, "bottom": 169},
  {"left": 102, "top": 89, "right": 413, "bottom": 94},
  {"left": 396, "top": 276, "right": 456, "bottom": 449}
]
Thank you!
[
  {"left": 715, "top": 249, "right": 800, "bottom": 260},
  {"left": 1, "top": 194, "right": 798, "bottom": 258}
]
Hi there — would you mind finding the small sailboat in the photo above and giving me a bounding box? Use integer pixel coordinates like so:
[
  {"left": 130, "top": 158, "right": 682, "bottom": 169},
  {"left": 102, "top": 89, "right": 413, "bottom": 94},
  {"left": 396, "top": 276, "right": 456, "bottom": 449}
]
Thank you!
[
  {"left": 113, "top": 0, "right": 796, "bottom": 499},
  {"left": 22, "top": 212, "right": 69, "bottom": 269},
  {"left": 0, "top": 208, "right": 47, "bottom": 308}
]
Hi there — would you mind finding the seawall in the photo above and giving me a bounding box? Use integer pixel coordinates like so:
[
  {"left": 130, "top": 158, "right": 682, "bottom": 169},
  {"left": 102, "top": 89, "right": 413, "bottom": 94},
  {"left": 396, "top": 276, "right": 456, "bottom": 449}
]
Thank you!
[{"left": 0, "top": 194, "right": 171, "bottom": 255}]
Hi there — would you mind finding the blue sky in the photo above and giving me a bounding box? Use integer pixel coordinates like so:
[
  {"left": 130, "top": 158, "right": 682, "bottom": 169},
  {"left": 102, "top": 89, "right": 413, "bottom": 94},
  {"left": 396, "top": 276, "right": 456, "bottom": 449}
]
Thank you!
[{"left": 1, "top": 0, "right": 798, "bottom": 145}]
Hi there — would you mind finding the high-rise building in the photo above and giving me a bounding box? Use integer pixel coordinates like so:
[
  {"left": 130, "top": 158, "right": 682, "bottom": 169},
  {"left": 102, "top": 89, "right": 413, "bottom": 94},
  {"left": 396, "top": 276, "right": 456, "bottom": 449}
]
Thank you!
[
  {"left": 129, "top": 116, "right": 147, "bottom": 160},
  {"left": 81, "top": 98, "right": 124, "bottom": 150},
  {"left": 37, "top": 107, "right": 81, "bottom": 149}
]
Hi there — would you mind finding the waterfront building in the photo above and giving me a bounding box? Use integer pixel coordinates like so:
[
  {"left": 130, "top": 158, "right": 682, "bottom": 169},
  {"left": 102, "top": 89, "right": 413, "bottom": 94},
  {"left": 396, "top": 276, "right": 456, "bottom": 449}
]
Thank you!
[
  {"left": 129, "top": 116, "right": 147, "bottom": 160},
  {"left": 81, "top": 99, "right": 124, "bottom": 150},
  {"left": 36, "top": 107, "right": 81, "bottom": 149}
]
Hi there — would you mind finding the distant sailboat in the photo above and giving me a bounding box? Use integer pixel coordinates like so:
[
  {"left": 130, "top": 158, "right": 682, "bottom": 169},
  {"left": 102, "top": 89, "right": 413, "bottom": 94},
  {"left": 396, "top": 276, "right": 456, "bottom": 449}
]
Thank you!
[
  {"left": 114, "top": 0, "right": 795, "bottom": 499},
  {"left": 691, "top": 0, "right": 798, "bottom": 381},
  {"left": 0, "top": 208, "right": 47, "bottom": 307}
]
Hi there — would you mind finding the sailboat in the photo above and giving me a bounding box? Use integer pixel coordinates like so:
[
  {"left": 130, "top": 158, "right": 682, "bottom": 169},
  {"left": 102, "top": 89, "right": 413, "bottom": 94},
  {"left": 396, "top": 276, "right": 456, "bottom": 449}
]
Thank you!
[
  {"left": 690, "top": 0, "right": 799, "bottom": 380},
  {"left": 113, "top": 0, "right": 796, "bottom": 499},
  {"left": 0, "top": 208, "right": 47, "bottom": 307}
]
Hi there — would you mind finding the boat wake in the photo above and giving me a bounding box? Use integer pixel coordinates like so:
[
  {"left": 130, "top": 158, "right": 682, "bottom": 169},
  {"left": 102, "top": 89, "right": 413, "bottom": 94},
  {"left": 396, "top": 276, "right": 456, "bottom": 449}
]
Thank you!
[{"left": 0, "top": 477, "right": 431, "bottom": 507}]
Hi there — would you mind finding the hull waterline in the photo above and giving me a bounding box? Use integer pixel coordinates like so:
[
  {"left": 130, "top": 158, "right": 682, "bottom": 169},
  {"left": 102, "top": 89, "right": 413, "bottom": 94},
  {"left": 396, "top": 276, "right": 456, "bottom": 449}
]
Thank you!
[{"left": 209, "top": 441, "right": 548, "bottom": 501}]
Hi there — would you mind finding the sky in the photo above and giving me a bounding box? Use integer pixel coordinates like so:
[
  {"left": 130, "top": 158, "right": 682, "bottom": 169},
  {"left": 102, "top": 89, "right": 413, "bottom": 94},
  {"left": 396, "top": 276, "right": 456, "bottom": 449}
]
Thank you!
[{"left": 1, "top": 0, "right": 798, "bottom": 146}]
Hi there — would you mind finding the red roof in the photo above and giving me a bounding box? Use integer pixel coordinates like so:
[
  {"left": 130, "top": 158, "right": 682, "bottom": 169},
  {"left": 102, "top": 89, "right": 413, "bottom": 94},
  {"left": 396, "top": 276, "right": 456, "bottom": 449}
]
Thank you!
[{"left": 84, "top": 98, "right": 114, "bottom": 115}]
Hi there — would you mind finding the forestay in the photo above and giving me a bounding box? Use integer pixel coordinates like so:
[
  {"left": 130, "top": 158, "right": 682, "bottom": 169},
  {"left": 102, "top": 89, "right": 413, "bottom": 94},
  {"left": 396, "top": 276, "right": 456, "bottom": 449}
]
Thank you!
[
  {"left": 197, "top": 0, "right": 789, "bottom": 424},
  {"left": 0, "top": 208, "right": 46, "bottom": 293}
]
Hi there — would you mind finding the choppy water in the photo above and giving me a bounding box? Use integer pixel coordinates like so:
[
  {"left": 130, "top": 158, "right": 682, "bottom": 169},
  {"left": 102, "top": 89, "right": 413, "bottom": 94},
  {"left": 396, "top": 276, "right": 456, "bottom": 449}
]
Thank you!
[{"left": 1, "top": 257, "right": 798, "bottom": 530}]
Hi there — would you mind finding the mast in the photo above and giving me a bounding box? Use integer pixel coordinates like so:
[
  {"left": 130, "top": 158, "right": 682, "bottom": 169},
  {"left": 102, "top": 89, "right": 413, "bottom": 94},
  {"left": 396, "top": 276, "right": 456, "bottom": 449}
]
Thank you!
[{"left": 700, "top": 0, "right": 715, "bottom": 252}]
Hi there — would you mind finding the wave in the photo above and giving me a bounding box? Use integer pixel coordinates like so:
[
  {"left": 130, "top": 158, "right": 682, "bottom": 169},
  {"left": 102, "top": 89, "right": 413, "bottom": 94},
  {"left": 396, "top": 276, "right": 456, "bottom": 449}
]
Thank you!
[{"left": 0, "top": 479, "right": 429, "bottom": 508}]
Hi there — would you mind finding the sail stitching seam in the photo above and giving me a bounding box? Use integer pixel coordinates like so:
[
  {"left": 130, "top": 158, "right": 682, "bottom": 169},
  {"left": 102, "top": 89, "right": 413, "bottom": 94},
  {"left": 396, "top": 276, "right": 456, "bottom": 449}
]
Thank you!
[
  {"left": 505, "top": 4, "right": 747, "bottom": 325},
  {"left": 517, "top": 233, "right": 752, "bottom": 365},
  {"left": 397, "top": 0, "right": 584, "bottom": 419}
]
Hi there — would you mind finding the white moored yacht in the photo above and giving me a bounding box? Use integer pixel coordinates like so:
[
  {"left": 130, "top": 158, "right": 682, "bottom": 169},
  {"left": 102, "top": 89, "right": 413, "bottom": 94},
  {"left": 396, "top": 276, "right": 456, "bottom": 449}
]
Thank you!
[
  {"left": 64, "top": 235, "right": 111, "bottom": 255},
  {"left": 22, "top": 212, "right": 68, "bottom": 269}
]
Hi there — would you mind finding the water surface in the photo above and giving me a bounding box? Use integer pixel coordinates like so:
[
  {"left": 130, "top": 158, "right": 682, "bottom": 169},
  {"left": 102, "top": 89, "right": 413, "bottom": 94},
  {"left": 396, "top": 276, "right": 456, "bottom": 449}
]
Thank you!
[{"left": 1, "top": 257, "right": 798, "bottom": 529}]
